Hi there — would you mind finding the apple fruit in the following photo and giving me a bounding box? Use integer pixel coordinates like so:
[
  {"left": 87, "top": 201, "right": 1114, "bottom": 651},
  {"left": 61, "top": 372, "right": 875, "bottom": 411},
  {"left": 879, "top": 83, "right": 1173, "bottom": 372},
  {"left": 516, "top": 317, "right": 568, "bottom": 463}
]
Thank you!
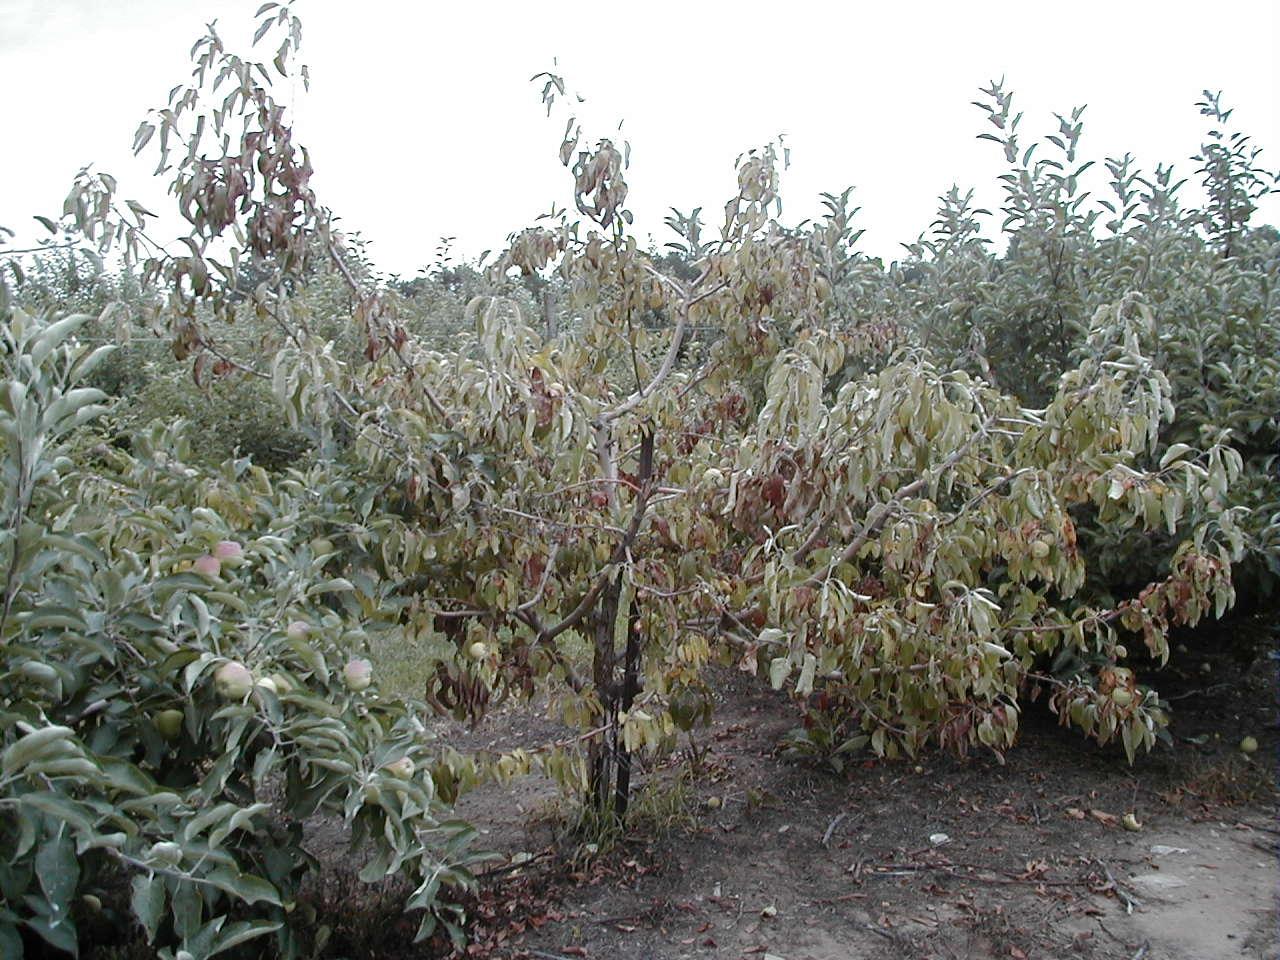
[
  {"left": 148, "top": 841, "right": 183, "bottom": 865},
  {"left": 214, "top": 661, "right": 253, "bottom": 700},
  {"left": 193, "top": 554, "right": 221, "bottom": 577},
  {"left": 1111, "top": 688, "right": 1133, "bottom": 707},
  {"left": 212, "top": 540, "right": 244, "bottom": 566},
  {"left": 285, "top": 620, "right": 310, "bottom": 642},
  {"left": 467, "top": 641, "right": 488, "bottom": 661},
  {"left": 384, "top": 757, "right": 415, "bottom": 779},
  {"left": 343, "top": 658, "right": 372, "bottom": 691},
  {"left": 1240, "top": 736, "right": 1258, "bottom": 754},
  {"left": 269, "top": 673, "right": 294, "bottom": 695},
  {"left": 1030, "top": 540, "right": 1051, "bottom": 559},
  {"left": 155, "top": 709, "right": 185, "bottom": 741},
  {"left": 311, "top": 537, "right": 335, "bottom": 556}
]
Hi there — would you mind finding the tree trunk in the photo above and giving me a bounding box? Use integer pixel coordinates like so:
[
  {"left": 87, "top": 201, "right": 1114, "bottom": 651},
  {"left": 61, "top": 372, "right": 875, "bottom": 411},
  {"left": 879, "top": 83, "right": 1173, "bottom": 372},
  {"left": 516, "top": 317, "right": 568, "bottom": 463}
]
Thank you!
[
  {"left": 587, "top": 574, "right": 621, "bottom": 814},
  {"left": 614, "top": 587, "right": 642, "bottom": 820}
]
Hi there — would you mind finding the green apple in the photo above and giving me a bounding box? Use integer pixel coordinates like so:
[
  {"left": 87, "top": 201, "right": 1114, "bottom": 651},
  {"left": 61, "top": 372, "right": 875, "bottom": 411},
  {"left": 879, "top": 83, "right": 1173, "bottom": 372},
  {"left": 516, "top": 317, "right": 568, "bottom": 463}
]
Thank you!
[
  {"left": 1240, "top": 736, "right": 1258, "bottom": 754},
  {"left": 214, "top": 661, "right": 253, "bottom": 700},
  {"left": 269, "top": 673, "right": 294, "bottom": 695},
  {"left": 343, "top": 658, "right": 372, "bottom": 691},
  {"left": 148, "top": 841, "right": 183, "bottom": 865},
  {"left": 285, "top": 620, "right": 310, "bottom": 642},
  {"left": 384, "top": 757, "right": 415, "bottom": 779},
  {"left": 467, "top": 641, "right": 488, "bottom": 661},
  {"left": 155, "top": 709, "right": 184, "bottom": 741}
]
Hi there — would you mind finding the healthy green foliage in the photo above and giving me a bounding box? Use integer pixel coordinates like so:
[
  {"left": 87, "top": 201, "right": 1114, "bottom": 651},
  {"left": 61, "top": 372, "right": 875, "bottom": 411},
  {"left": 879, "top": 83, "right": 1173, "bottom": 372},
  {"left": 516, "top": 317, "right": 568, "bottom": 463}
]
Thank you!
[{"left": 0, "top": 309, "right": 479, "bottom": 958}]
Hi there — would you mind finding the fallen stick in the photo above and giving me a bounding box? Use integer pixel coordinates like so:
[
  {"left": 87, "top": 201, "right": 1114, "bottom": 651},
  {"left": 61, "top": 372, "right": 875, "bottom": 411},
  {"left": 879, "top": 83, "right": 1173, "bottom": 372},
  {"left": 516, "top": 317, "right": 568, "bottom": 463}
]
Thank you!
[
  {"left": 821, "top": 811, "right": 848, "bottom": 847},
  {"left": 1098, "top": 860, "right": 1142, "bottom": 915}
]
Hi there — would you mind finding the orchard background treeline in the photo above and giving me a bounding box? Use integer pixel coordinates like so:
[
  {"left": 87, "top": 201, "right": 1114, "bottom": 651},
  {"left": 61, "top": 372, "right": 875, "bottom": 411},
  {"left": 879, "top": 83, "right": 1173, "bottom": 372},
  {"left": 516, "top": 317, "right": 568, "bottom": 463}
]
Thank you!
[{"left": 1, "top": 3, "right": 1276, "bottom": 958}]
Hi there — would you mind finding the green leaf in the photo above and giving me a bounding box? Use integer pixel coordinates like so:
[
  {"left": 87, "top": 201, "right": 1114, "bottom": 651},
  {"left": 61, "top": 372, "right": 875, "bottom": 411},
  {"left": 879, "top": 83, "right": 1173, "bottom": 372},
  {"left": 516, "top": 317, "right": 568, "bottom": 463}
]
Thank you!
[
  {"left": 24, "top": 912, "right": 77, "bottom": 956},
  {"left": 2, "top": 725, "right": 76, "bottom": 774},
  {"left": 22, "top": 608, "right": 87, "bottom": 632},
  {"left": 306, "top": 577, "right": 354, "bottom": 596},
  {"left": 203, "top": 867, "right": 281, "bottom": 906},
  {"left": 30, "top": 314, "right": 93, "bottom": 367},
  {"left": 36, "top": 826, "right": 79, "bottom": 920},
  {"left": 0, "top": 922, "right": 23, "bottom": 959},
  {"left": 208, "top": 920, "right": 282, "bottom": 956},
  {"left": 130, "top": 874, "right": 165, "bottom": 943},
  {"left": 870, "top": 727, "right": 886, "bottom": 756}
]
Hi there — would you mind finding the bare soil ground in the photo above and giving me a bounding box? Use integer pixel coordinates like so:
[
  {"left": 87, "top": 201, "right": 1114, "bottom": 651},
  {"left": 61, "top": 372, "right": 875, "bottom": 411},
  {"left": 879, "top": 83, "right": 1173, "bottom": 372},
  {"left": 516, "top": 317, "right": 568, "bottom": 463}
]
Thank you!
[{"left": 435, "top": 615, "right": 1278, "bottom": 960}]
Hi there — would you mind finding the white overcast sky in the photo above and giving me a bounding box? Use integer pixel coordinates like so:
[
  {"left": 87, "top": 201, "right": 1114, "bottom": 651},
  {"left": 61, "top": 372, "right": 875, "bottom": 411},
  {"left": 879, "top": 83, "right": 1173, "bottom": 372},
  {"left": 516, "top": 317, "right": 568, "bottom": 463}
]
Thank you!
[{"left": 2, "top": 0, "right": 1278, "bottom": 275}]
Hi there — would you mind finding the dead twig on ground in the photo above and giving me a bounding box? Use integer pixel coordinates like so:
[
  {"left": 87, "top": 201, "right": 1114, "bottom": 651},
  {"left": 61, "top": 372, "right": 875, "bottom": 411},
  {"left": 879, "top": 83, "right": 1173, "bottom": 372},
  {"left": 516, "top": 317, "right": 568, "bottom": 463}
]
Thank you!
[
  {"left": 1097, "top": 860, "right": 1142, "bottom": 914},
  {"left": 475, "top": 849, "right": 555, "bottom": 881},
  {"left": 863, "top": 922, "right": 896, "bottom": 941},
  {"left": 1164, "top": 683, "right": 1231, "bottom": 701},
  {"left": 821, "top": 811, "right": 848, "bottom": 847},
  {"left": 592, "top": 899, "right": 670, "bottom": 927}
]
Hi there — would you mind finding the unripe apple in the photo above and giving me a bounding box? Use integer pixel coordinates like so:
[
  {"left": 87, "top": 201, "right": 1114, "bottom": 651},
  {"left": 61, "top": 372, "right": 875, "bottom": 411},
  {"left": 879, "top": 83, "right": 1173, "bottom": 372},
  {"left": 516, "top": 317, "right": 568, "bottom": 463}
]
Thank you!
[
  {"left": 1111, "top": 688, "right": 1133, "bottom": 707},
  {"left": 214, "top": 661, "right": 254, "bottom": 700},
  {"left": 81, "top": 894, "right": 103, "bottom": 913},
  {"left": 148, "top": 841, "right": 183, "bottom": 865},
  {"left": 155, "top": 709, "right": 185, "bottom": 741},
  {"left": 467, "top": 641, "right": 488, "bottom": 661},
  {"left": 702, "top": 467, "right": 724, "bottom": 489},
  {"left": 18, "top": 661, "right": 59, "bottom": 685},
  {"left": 1030, "top": 540, "right": 1051, "bottom": 559},
  {"left": 343, "top": 658, "right": 372, "bottom": 691},
  {"left": 1240, "top": 736, "right": 1258, "bottom": 754},
  {"left": 1114, "top": 644, "right": 1128, "bottom": 658},
  {"left": 384, "top": 757, "right": 415, "bottom": 779},
  {"left": 269, "top": 673, "right": 294, "bottom": 695},
  {"left": 311, "top": 537, "right": 335, "bottom": 556},
  {"left": 285, "top": 620, "right": 310, "bottom": 642},
  {"left": 193, "top": 554, "right": 221, "bottom": 577},
  {"left": 212, "top": 540, "right": 244, "bottom": 566}
]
